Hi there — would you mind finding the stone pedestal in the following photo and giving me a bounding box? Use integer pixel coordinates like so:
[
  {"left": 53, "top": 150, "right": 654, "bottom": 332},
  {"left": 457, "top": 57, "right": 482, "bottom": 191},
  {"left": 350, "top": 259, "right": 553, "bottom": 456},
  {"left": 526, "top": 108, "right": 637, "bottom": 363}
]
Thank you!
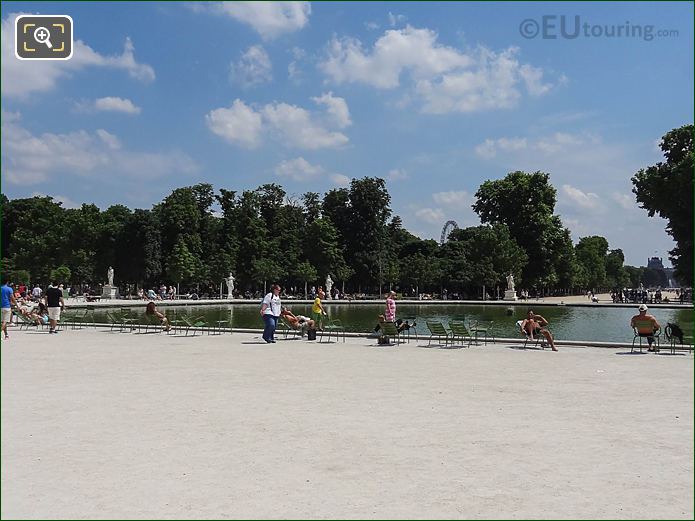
[
  {"left": 102, "top": 285, "right": 120, "bottom": 299},
  {"left": 503, "top": 289, "right": 518, "bottom": 301}
]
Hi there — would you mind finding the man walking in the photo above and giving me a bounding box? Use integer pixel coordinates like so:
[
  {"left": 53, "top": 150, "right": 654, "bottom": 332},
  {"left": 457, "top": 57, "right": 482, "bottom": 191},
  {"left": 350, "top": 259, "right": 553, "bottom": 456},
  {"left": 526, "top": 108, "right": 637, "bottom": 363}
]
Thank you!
[
  {"left": 45, "top": 282, "right": 64, "bottom": 334},
  {"left": 2, "top": 279, "right": 16, "bottom": 340}
]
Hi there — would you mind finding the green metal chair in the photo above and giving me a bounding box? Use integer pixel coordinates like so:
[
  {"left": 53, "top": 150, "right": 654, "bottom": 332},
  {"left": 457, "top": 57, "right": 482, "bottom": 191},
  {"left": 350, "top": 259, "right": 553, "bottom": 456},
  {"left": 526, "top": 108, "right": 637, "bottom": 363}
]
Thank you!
[
  {"left": 140, "top": 313, "right": 165, "bottom": 334},
  {"left": 378, "top": 321, "right": 401, "bottom": 346},
  {"left": 469, "top": 320, "right": 495, "bottom": 345},
  {"left": 14, "top": 311, "right": 40, "bottom": 331},
  {"left": 448, "top": 320, "right": 472, "bottom": 348},
  {"left": 320, "top": 318, "right": 345, "bottom": 343},
  {"left": 172, "top": 315, "right": 207, "bottom": 336},
  {"left": 426, "top": 320, "right": 450, "bottom": 347},
  {"left": 632, "top": 319, "right": 661, "bottom": 353}
]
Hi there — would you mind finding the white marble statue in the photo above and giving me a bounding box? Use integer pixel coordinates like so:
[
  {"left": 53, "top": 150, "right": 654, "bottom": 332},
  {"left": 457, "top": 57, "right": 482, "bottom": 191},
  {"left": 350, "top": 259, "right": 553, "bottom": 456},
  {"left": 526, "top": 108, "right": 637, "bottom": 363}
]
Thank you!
[
  {"left": 506, "top": 273, "right": 515, "bottom": 292},
  {"left": 225, "top": 272, "right": 236, "bottom": 298},
  {"left": 325, "top": 274, "right": 333, "bottom": 299},
  {"left": 107, "top": 266, "right": 114, "bottom": 286}
]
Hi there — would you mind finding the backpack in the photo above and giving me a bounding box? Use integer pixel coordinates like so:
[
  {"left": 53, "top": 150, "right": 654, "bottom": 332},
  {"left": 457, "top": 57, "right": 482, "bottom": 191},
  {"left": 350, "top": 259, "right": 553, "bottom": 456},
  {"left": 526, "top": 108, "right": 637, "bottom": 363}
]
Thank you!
[{"left": 666, "top": 323, "right": 684, "bottom": 344}]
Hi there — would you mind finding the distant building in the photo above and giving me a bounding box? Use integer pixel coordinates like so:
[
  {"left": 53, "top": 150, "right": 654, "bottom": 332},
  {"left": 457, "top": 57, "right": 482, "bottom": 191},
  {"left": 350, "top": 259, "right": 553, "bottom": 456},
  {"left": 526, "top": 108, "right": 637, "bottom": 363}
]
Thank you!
[{"left": 646, "top": 257, "right": 676, "bottom": 288}]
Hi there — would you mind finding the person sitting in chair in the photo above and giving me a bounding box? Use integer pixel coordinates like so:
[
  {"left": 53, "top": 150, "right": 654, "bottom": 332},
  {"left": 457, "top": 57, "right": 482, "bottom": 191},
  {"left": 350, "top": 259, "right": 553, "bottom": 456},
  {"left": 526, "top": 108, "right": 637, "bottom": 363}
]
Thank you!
[
  {"left": 631, "top": 304, "right": 660, "bottom": 352},
  {"left": 281, "top": 308, "right": 315, "bottom": 337},
  {"left": 520, "top": 310, "right": 557, "bottom": 351},
  {"left": 145, "top": 301, "right": 171, "bottom": 331}
]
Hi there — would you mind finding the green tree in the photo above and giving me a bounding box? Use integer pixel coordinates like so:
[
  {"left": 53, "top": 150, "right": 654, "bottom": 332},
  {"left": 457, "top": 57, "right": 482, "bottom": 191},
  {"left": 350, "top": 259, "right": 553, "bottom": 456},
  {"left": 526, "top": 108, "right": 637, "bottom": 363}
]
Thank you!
[
  {"left": 448, "top": 224, "right": 528, "bottom": 296},
  {"left": 8, "top": 269, "right": 31, "bottom": 286},
  {"left": 473, "top": 171, "right": 573, "bottom": 291},
  {"left": 2, "top": 196, "right": 67, "bottom": 281},
  {"left": 50, "top": 265, "right": 71, "bottom": 285},
  {"left": 251, "top": 258, "right": 286, "bottom": 294},
  {"left": 333, "top": 264, "right": 355, "bottom": 294},
  {"left": 575, "top": 236, "right": 609, "bottom": 290},
  {"left": 624, "top": 266, "right": 644, "bottom": 288},
  {"left": 167, "top": 238, "right": 196, "bottom": 287},
  {"left": 632, "top": 124, "right": 693, "bottom": 285},
  {"left": 605, "top": 249, "right": 629, "bottom": 288},
  {"left": 294, "top": 261, "right": 318, "bottom": 299}
]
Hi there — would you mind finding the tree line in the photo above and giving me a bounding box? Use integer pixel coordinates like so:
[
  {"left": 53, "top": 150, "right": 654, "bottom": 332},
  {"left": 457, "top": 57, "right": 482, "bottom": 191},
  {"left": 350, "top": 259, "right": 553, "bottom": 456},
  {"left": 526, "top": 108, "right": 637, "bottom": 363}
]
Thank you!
[{"left": 2, "top": 125, "right": 691, "bottom": 295}]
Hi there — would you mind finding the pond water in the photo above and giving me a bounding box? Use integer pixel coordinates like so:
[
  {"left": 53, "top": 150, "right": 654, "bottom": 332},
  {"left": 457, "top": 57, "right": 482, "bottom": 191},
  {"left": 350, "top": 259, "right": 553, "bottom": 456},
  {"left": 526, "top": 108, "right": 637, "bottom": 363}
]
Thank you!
[{"left": 91, "top": 303, "right": 694, "bottom": 343}]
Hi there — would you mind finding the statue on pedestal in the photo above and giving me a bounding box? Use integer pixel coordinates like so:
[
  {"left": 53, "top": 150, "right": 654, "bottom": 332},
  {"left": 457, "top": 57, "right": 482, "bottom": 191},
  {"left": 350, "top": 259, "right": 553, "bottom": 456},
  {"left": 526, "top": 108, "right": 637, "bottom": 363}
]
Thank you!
[
  {"left": 506, "top": 273, "right": 515, "bottom": 292},
  {"left": 325, "top": 274, "right": 333, "bottom": 299},
  {"left": 107, "top": 266, "right": 114, "bottom": 287},
  {"left": 225, "top": 272, "right": 235, "bottom": 298}
]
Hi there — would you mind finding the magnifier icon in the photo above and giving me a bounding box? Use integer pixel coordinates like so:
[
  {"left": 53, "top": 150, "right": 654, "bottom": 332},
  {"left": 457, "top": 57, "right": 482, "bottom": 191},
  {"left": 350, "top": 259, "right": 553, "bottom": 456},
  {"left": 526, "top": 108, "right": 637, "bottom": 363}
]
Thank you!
[{"left": 33, "top": 26, "right": 53, "bottom": 49}]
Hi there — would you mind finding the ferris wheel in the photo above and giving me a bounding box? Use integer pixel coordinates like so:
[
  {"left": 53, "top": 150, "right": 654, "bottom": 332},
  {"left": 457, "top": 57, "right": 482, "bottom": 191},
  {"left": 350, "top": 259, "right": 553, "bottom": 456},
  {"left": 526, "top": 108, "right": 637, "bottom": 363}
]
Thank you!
[{"left": 440, "top": 220, "right": 459, "bottom": 245}]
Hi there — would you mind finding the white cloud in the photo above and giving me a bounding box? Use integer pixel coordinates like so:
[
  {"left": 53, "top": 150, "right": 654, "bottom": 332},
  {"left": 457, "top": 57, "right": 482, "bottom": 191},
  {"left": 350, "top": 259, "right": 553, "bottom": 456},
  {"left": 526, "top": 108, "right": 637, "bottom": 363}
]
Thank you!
[
  {"left": 387, "top": 168, "right": 408, "bottom": 181},
  {"left": 2, "top": 113, "right": 198, "bottom": 186},
  {"left": 612, "top": 192, "right": 635, "bottom": 211},
  {"left": 415, "top": 207, "right": 445, "bottom": 224},
  {"left": 320, "top": 26, "right": 471, "bottom": 89},
  {"left": 365, "top": 21, "right": 380, "bottom": 31},
  {"left": 432, "top": 190, "right": 471, "bottom": 207},
  {"left": 76, "top": 96, "right": 141, "bottom": 115},
  {"left": 96, "top": 129, "right": 122, "bottom": 150},
  {"left": 189, "top": 1, "right": 311, "bottom": 40},
  {"left": 205, "top": 99, "right": 264, "bottom": 148},
  {"left": 319, "top": 27, "right": 560, "bottom": 114},
  {"left": 206, "top": 97, "right": 350, "bottom": 150},
  {"left": 230, "top": 45, "right": 272, "bottom": 88},
  {"left": 311, "top": 92, "right": 352, "bottom": 128},
  {"left": 274, "top": 157, "right": 323, "bottom": 181},
  {"left": 273, "top": 157, "right": 349, "bottom": 186},
  {"left": 535, "top": 132, "right": 589, "bottom": 154},
  {"left": 288, "top": 46, "right": 306, "bottom": 82},
  {"left": 561, "top": 184, "right": 601, "bottom": 210},
  {"left": 519, "top": 64, "right": 552, "bottom": 96},
  {"left": 388, "top": 12, "right": 407, "bottom": 26},
  {"left": 331, "top": 174, "right": 350, "bottom": 187},
  {"left": 2, "top": 14, "right": 154, "bottom": 99},
  {"left": 474, "top": 137, "right": 527, "bottom": 158}
]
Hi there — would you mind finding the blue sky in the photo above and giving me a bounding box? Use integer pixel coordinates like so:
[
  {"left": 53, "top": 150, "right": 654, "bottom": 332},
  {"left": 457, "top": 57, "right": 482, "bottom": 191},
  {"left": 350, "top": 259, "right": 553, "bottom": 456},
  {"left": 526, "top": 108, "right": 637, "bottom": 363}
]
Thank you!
[{"left": 2, "top": 1, "right": 693, "bottom": 266}]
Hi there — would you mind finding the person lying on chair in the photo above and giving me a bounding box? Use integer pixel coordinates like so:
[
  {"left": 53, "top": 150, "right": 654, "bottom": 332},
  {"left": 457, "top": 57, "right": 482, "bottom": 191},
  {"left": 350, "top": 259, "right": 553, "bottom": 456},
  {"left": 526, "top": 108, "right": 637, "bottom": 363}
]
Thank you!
[
  {"left": 630, "top": 304, "right": 660, "bottom": 352},
  {"left": 281, "top": 307, "right": 315, "bottom": 337},
  {"left": 520, "top": 310, "right": 557, "bottom": 351}
]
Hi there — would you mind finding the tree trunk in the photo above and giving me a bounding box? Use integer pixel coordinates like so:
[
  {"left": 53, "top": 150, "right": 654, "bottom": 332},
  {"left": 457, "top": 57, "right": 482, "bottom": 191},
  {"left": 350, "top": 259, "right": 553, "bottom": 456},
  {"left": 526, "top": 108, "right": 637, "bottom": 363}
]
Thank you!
[{"left": 304, "top": 281, "right": 307, "bottom": 300}]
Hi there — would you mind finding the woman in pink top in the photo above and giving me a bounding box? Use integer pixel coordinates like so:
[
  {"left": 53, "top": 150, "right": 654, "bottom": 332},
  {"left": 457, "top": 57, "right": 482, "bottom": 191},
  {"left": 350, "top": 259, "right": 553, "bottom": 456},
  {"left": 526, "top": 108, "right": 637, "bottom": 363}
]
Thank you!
[{"left": 384, "top": 291, "right": 397, "bottom": 322}]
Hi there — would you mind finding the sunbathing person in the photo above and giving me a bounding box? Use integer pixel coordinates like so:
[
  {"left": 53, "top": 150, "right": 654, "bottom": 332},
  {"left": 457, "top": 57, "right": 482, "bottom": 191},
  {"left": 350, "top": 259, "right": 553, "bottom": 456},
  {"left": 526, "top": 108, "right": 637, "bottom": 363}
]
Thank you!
[
  {"left": 145, "top": 301, "right": 171, "bottom": 331},
  {"left": 281, "top": 308, "right": 315, "bottom": 336},
  {"left": 29, "top": 301, "right": 49, "bottom": 326},
  {"left": 520, "top": 310, "right": 557, "bottom": 351}
]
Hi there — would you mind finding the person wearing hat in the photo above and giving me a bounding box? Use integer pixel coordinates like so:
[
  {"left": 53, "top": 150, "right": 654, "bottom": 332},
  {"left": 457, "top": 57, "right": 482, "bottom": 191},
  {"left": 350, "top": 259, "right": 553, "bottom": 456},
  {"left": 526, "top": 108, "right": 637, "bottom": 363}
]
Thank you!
[{"left": 630, "top": 304, "right": 661, "bottom": 352}]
